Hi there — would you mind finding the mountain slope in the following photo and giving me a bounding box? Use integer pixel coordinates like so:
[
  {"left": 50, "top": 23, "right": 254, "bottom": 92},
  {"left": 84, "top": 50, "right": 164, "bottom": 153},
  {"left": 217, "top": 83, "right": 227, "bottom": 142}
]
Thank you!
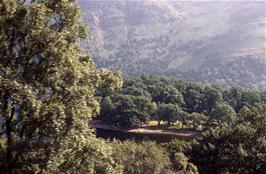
[{"left": 79, "top": 0, "right": 266, "bottom": 90}]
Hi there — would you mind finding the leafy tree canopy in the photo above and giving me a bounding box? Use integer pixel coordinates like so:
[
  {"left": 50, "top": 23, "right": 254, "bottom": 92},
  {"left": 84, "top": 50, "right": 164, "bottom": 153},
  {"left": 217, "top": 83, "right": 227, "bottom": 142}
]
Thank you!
[
  {"left": 189, "top": 104, "right": 266, "bottom": 174},
  {"left": 0, "top": 0, "right": 122, "bottom": 173}
]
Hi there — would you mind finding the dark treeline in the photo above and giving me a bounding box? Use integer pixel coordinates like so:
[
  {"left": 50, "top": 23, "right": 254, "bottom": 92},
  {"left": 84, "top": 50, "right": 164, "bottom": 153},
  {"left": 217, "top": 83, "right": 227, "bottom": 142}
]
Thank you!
[{"left": 97, "top": 75, "right": 266, "bottom": 128}]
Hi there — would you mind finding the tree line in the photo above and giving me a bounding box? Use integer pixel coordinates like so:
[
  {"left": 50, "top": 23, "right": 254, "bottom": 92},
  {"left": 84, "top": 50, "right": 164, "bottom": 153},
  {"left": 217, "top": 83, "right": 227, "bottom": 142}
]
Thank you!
[{"left": 98, "top": 75, "right": 266, "bottom": 129}]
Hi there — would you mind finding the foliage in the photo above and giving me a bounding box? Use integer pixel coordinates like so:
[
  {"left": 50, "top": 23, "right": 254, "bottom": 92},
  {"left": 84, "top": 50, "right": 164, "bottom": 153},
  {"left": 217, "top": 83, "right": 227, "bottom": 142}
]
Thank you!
[
  {"left": 98, "top": 76, "right": 265, "bottom": 128},
  {"left": 161, "top": 140, "right": 192, "bottom": 158},
  {"left": 100, "top": 94, "right": 156, "bottom": 127},
  {"left": 157, "top": 103, "right": 183, "bottom": 126},
  {"left": 209, "top": 101, "right": 237, "bottom": 122},
  {"left": 188, "top": 113, "right": 208, "bottom": 130},
  {"left": 0, "top": 0, "right": 122, "bottom": 173},
  {"left": 111, "top": 141, "right": 172, "bottom": 174},
  {"left": 189, "top": 104, "right": 266, "bottom": 174},
  {"left": 111, "top": 140, "right": 198, "bottom": 174},
  {"left": 172, "top": 153, "right": 199, "bottom": 174},
  {"left": 79, "top": 0, "right": 265, "bottom": 91}
]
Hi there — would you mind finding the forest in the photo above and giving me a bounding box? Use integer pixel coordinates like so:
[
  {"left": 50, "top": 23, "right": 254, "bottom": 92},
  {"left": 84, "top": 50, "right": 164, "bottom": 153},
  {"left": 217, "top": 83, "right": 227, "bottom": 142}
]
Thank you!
[
  {"left": 0, "top": 1, "right": 265, "bottom": 174},
  {"left": 98, "top": 75, "right": 266, "bottom": 129}
]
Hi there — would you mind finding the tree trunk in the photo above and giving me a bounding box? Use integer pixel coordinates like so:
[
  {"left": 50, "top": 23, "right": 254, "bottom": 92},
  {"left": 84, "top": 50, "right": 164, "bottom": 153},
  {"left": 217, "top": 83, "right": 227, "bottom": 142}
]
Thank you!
[
  {"left": 157, "top": 120, "right": 161, "bottom": 126},
  {"left": 2, "top": 91, "right": 14, "bottom": 169},
  {"left": 6, "top": 117, "right": 12, "bottom": 163}
]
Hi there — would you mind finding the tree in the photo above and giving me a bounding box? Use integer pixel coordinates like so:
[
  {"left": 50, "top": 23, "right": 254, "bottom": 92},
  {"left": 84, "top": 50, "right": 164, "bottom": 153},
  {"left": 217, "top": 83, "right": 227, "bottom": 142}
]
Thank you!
[
  {"left": 111, "top": 140, "right": 199, "bottom": 174},
  {"left": 184, "top": 84, "right": 205, "bottom": 113},
  {"left": 148, "top": 84, "right": 184, "bottom": 106},
  {"left": 96, "top": 69, "right": 123, "bottom": 98},
  {"left": 121, "top": 85, "right": 152, "bottom": 99},
  {"left": 188, "top": 113, "right": 208, "bottom": 130},
  {"left": 209, "top": 102, "right": 237, "bottom": 123},
  {"left": 241, "top": 90, "right": 261, "bottom": 107},
  {"left": 189, "top": 104, "right": 266, "bottom": 174},
  {"left": 111, "top": 141, "right": 173, "bottom": 174},
  {"left": 124, "top": 77, "right": 147, "bottom": 90},
  {"left": 157, "top": 103, "right": 181, "bottom": 126},
  {"left": 172, "top": 153, "right": 199, "bottom": 174},
  {"left": 99, "top": 96, "right": 115, "bottom": 121},
  {"left": 161, "top": 140, "right": 191, "bottom": 158},
  {"left": 224, "top": 87, "right": 244, "bottom": 112},
  {"left": 202, "top": 86, "right": 223, "bottom": 114},
  {"left": 0, "top": 1, "right": 121, "bottom": 173},
  {"left": 104, "top": 94, "right": 155, "bottom": 127},
  {"left": 161, "top": 140, "right": 199, "bottom": 174},
  {"left": 178, "top": 110, "right": 190, "bottom": 129}
]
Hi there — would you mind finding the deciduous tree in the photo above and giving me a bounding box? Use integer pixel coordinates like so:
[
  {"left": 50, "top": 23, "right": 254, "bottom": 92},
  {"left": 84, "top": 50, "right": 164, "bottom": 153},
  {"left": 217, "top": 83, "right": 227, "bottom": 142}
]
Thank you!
[{"left": 0, "top": 0, "right": 121, "bottom": 173}]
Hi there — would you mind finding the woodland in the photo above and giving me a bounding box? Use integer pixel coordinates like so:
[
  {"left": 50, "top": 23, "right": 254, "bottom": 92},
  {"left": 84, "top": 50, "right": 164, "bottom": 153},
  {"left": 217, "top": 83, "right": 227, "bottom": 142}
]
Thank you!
[{"left": 0, "top": 1, "right": 265, "bottom": 174}]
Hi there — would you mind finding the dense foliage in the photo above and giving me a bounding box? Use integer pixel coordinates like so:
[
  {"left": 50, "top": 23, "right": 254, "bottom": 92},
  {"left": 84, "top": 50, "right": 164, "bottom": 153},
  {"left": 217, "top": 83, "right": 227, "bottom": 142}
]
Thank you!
[
  {"left": 111, "top": 140, "right": 198, "bottom": 174},
  {"left": 0, "top": 0, "right": 122, "bottom": 173},
  {"left": 98, "top": 76, "right": 265, "bottom": 128},
  {"left": 1, "top": 1, "right": 265, "bottom": 174},
  {"left": 189, "top": 104, "right": 266, "bottom": 174}
]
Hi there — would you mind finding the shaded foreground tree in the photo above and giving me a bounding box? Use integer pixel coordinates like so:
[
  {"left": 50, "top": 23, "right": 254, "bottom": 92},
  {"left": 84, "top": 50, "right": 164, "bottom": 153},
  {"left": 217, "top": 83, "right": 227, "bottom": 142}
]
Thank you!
[
  {"left": 189, "top": 104, "right": 266, "bottom": 174},
  {"left": 111, "top": 140, "right": 198, "bottom": 174},
  {"left": 0, "top": 0, "right": 122, "bottom": 173}
]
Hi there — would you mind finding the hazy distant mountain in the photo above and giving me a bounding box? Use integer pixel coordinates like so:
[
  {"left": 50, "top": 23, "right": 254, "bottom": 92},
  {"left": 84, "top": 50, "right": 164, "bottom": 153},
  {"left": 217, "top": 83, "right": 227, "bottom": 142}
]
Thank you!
[{"left": 79, "top": 0, "right": 266, "bottom": 90}]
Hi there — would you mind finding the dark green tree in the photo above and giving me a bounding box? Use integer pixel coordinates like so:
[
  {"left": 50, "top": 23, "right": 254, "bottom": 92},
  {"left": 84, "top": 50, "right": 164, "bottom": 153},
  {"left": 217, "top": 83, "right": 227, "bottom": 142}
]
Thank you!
[
  {"left": 224, "top": 87, "right": 245, "bottom": 112},
  {"left": 190, "top": 104, "right": 266, "bottom": 174},
  {"left": 148, "top": 85, "right": 184, "bottom": 105},
  {"left": 184, "top": 84, "right": 205, "bottom": 113},
  {"left": 106, "top": 94, "right": 156, "bottom": 127},
  {"left": 157, "top": 103, "right": 182, "bottom": 126},
  {"left": 241, "top": 90, "right": 261, "bottom": 107},
  {"left": 209, "top": 102, "right": 237, "bottom": 122},
  {"left": 202, "top": 86, "right": 223, "bottom": 114}
]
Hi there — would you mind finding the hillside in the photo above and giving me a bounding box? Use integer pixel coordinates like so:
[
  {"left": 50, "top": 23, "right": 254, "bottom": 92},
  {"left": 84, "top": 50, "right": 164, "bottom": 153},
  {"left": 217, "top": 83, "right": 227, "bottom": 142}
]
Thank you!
[{"left": 79, "top": 0, "right": 266, "bottom": 90}]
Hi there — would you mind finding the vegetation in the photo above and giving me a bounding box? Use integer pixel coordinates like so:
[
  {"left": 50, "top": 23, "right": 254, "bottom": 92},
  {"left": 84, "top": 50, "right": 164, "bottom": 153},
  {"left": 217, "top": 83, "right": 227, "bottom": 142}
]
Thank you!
[
  {"left": 0, "top": 1, "right": 265, "bottom": 174},
  {"left": 189, "top": 104, "right": 266, "bottom": 174},
  {"left": 112, "top": 140, "right": 198, "bottom": 174},
  {"left": 0, "top": 0, "right": 122, "bottom": 173},
  {"left": 98, "top": 76, "right": 265, "bottom": 128},
  {"left": 79, "top": 0, "right": 266, "bottom": 91}
]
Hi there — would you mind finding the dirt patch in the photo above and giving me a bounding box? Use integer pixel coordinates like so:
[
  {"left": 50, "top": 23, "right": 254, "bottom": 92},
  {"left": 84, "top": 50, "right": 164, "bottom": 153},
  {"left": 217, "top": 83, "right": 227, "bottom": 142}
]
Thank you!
[{"left": 90, "top": 120, "right": 201, "bottom": 140}]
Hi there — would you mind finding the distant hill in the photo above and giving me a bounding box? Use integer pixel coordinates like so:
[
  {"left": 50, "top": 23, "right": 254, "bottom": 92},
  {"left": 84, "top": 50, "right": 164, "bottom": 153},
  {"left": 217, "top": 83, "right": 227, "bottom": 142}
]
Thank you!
[{"left": 79, "top": 0, "right": 266, "bottom": 90}]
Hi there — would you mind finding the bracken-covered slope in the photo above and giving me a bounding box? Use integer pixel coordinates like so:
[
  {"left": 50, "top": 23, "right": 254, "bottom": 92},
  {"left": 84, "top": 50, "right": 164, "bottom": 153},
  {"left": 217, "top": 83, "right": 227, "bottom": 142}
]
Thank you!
[{"left": 79, "top": 0, "right": 266, "bottom": 90}]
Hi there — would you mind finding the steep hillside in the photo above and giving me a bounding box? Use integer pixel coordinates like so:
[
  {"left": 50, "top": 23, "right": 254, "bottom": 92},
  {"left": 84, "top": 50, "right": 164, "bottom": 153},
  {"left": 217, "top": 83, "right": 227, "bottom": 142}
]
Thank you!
[{"left": 79, "top": 0, "right": 266, "bottom": 90}]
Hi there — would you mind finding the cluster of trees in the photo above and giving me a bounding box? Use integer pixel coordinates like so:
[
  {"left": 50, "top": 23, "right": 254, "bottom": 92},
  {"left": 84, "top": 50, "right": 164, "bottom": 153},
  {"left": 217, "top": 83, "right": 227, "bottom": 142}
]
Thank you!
[
  {"left": 162, "top": 104, "right": 266, "bottom": 174},
  {"left": 98, "top": 76, "right": 266, "bottom": 128},
  {"left": 0, "top": 1, "right": 265, "bottom": 174},
  {"left": 0, "top": 1, "right": 199, "bottom": 174},
  {"left": 189, "top": 104, "right": 266, "bottom": 173}
]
